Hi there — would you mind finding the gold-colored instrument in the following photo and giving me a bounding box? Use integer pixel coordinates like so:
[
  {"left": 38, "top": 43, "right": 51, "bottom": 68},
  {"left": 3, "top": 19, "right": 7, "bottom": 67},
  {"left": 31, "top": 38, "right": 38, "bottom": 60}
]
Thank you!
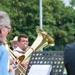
[
  {"left": 24, "top": 29, "right": 55, "bottom": 60},
  {"left": 4, "top": 40, "right": 25, "bottom": 75},
  {"left": 4, "top": 41, "right": 25, "bottom": 63},
  {"left": 15, "top": 29, "right": 55, "bottom": 75}
]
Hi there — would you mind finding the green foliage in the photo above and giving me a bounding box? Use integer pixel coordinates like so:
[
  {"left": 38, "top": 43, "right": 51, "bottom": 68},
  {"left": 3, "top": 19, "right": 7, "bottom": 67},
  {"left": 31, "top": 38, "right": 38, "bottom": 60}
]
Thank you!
[
  {"left": 0, "top": 0, "right": 75, "bottom": 50},
  {"left": 70, "top": 0, "right": 75, "bottom": 7}
]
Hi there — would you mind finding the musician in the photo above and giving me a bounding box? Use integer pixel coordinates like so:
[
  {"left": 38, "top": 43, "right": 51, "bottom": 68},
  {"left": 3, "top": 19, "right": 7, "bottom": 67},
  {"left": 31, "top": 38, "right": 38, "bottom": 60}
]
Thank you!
[
  {"left": 14, "top": 34, "right": 29, "bottom": 67},
  {"left": 0, "top": 11, "right": 14, "bottom": 75},
  {"left": 10, "top": 36, "right": 18, "bottom": 50},
  {"left": 10, "top": 34, "right": 29, "bottom": 67},
  {"left": 64, "top": 41, "right": 75, "bottom": 75}
]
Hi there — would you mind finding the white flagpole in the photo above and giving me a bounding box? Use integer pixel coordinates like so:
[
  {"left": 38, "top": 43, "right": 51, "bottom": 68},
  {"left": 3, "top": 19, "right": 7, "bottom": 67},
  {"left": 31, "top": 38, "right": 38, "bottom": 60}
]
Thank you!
[
  {"left": 39, "top": 0, "right": 43, "bottom": 51},
  {"left": 40, "top": 0, "right": 43, "bottom": 29}
]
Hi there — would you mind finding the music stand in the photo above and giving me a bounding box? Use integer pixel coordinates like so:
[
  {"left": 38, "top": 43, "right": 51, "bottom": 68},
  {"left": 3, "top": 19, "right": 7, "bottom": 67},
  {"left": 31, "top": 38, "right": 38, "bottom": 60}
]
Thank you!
[{"left": 25, "top": 51, "right": 64, "bottom": 75}]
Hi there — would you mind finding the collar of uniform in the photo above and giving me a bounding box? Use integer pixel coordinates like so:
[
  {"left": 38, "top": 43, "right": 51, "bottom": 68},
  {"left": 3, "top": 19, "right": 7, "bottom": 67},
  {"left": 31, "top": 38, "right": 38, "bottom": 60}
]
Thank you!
[{"left": 14, "top": 47, "right": 23, "bottom": 51}]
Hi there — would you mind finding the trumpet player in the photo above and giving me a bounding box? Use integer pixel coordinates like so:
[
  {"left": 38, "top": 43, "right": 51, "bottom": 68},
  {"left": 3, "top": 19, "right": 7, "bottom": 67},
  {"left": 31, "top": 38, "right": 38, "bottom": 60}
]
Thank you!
[
  {"left": 0, "top": 11, "right": 14, "bottom": 75},
  {"left": 10, "top": 34, "right": 30, "bottom": 74}
]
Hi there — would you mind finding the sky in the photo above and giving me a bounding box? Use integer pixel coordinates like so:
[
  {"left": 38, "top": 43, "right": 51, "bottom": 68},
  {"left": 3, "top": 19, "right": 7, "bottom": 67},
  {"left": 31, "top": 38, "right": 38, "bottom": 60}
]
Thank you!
[{"left": 63, "top": 0, "right": 71, "bottom": 6}]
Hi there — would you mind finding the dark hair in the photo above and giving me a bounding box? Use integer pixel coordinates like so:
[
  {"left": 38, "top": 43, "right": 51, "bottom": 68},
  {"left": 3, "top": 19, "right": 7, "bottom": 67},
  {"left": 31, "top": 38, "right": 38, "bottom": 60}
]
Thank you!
[{"left": 18, "top": 34, "right": 28, "bottom": 42}]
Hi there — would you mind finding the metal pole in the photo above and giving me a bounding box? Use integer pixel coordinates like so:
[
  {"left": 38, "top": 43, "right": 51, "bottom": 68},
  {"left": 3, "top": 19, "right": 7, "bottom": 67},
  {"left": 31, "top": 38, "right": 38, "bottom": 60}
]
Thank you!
[
  {"left": 39, "top": 0, "right": 43, "bottom": 29},
  {"left": 39, "top": 0, "right": 43, "bottom": 51}
]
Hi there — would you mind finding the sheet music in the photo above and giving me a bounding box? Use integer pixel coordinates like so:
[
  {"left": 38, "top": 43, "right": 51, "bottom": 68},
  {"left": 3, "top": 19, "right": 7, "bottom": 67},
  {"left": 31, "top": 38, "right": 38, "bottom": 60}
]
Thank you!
[{"left": 28, "top": 65, "right": 52, "bottom": 75}]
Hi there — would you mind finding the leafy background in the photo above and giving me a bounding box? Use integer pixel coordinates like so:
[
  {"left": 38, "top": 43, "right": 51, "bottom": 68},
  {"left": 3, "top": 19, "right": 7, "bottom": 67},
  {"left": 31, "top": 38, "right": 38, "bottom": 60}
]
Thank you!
[{"left": 0, "top": 0, "right": 75, "bottom": 51}]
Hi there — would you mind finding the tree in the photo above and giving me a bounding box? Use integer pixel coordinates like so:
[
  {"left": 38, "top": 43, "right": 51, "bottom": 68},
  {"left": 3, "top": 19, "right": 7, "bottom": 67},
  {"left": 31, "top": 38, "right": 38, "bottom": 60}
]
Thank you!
[
  {"left": 0, "top": 0, "right": 75, "bottom": 51},
  {"left": 70, "top": 0, "right": 75, "bottom": 7}
]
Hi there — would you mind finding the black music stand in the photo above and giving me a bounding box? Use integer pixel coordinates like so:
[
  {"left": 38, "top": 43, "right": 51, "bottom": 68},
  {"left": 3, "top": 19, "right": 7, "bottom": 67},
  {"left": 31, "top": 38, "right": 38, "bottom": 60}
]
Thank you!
[{"left": 25, "top": 51, "right": 64, "bottom": 75}]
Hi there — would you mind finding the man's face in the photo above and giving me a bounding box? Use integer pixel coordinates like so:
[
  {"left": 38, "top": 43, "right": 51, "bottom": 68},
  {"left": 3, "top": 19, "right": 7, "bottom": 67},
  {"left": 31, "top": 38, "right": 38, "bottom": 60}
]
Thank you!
[
  {"left": 12, "top": 41, "right": 18, "bottom": 49},
  {"left": 19, "top": 37, "right": 29, "bottom": 51}
]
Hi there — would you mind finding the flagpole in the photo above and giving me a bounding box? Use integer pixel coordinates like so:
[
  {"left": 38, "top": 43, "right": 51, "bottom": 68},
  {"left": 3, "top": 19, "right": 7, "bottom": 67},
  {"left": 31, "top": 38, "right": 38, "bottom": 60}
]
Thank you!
[
  {"left": 39, "top": 0, "right": 43, "bottom": 29},
  {"left": 39, "top": 0, "right": 43, "bottom": 51}
]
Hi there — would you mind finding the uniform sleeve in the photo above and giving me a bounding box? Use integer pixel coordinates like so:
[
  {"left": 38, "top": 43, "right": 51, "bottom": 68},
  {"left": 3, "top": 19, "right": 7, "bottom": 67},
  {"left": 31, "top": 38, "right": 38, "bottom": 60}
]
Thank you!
[
  {"left": 0, "top": 50, "right": 8, "bottom": 75},
  {"left": 0, "top": 45, "right": 15, "bottom": 75}
]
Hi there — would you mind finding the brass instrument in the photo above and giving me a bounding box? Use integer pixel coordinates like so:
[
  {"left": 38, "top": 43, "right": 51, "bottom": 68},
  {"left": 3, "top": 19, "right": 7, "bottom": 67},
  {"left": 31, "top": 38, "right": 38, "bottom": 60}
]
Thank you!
[
  {"left": 24, "top": 29, "right": 55, "bottom": 60},
  {"left": 15, "top": 29, "right": 55, "bottom": 75},
  {"left": 4, "top": 41, "right": 25, "bottom": 63},
  {"left": 4, "top": 40, "right": 25, "bottom": 75}
]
